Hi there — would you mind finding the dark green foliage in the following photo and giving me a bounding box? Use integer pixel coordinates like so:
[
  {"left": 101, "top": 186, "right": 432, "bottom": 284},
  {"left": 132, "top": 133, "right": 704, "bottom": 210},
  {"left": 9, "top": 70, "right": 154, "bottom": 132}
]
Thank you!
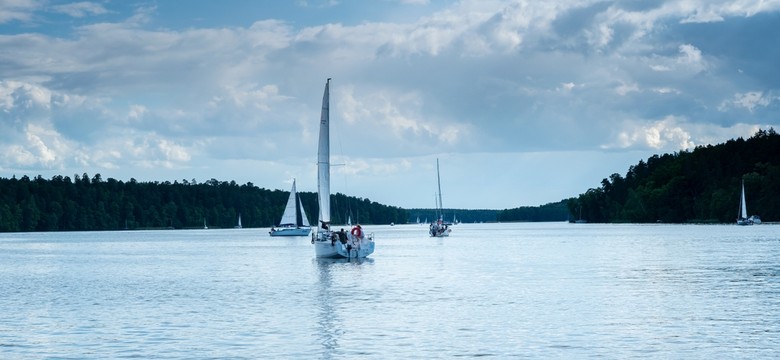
[
  {"left": 406, "top": 209, "right": 498, "bottom": 224},
  {"left": 568, "top": 128, "right": 780, "bottom": 223},
  {"left": 497, "top": 200, "right": 570, "bottom": 222},
  {"left": 0, "top": 176, "right": 407, "bottom": 232}
]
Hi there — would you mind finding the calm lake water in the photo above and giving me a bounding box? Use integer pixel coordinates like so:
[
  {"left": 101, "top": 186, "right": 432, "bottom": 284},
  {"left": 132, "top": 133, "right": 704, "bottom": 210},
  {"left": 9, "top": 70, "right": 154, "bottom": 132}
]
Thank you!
[{"left": 1, "top": 223, "right": 778, "bottom": 359}]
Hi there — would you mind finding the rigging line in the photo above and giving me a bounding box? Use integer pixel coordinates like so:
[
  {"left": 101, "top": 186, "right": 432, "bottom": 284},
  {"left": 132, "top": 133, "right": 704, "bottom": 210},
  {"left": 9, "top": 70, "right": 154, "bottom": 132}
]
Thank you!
[{"left": 329, "top": 79, "right": 353, "bottom": 222}]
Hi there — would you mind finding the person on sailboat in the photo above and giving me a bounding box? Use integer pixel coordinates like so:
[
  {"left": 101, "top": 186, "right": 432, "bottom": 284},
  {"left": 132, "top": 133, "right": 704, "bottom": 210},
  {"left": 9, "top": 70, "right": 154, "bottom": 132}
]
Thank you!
[
  {"left": 338, "top": 228, "right": 348, "bottom": 244},
  {"left": 351, "top": 224, "right": 363, "bottom": 240}
]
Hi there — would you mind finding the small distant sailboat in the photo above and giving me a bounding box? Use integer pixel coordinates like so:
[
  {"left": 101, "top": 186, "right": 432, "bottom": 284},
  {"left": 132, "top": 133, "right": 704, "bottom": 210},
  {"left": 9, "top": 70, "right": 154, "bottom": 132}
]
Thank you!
[
  {"left": 203, "top": 218, "right": 208, "bottom": 229},
  {"left": 736, "top": 180, "right": 761, "bottom": 225},
  {"left": 312, "top": 78, "right": 375, "bottom": 258},
  {"left": 429, "top": 158, "right": 451, "bottom": 237},
  {"left": 270, "top": 179, "right": 312, "bottom": 236},
  {"left": 235, "top": 213, "right": 242, "bottom": 229}
]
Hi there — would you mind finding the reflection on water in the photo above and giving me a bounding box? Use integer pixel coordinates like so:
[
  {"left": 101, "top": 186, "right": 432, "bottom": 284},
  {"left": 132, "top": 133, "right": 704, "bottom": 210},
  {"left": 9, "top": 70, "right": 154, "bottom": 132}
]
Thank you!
[
  {"left": 314, "top": 259, "right": 340, "bottom": 358},
  {"left": 313, "top": 257, "right": 374, "bottom": 359},
  {"left": 0, "top": 224, "right": 778, "bottom": 358}
]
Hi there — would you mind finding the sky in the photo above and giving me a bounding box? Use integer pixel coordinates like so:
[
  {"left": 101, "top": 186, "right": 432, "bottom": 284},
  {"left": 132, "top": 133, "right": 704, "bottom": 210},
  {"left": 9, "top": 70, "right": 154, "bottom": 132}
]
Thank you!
[{"left": 1, "top": 0, "right": 779, "bottom": 210}]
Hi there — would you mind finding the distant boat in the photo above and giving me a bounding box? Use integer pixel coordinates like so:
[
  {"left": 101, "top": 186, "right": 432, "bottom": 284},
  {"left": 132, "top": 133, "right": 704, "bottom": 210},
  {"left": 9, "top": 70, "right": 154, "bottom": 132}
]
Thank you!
[
  {"left": 429, "top": 158, "right": 451, "bottom": 237},
  {"left": 312, "top": 78, "right": 375, "bottom": 258},
  {"left": 575, "top": 206, "right": 587, "bottom": 224},
  {"left": 736, "top": 180, "right": 760, "bottom": 225},
  {"left": 235, "top": 213, "right": 242, "bottom": 229},
  {"left": 270, "top": 179, "right": 312, "bottom": 236},
  {"left": 203, "top": 218, "right": 208, "bottom": 229}
]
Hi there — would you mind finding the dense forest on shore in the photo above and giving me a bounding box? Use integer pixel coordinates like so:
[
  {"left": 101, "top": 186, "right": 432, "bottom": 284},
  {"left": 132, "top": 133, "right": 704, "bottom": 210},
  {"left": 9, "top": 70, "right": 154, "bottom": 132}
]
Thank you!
[
  {"left": 496, "top": 200, "right": 570, "bottom": 222},
  {"left": 406, "top": 208, "right": 498, "bottom": 224},
  {"left": 567, "top": 129, "right": 780, "bottom": 223},
  {"left": 3, "top": 129, "right": 776, "bottom": 231},
  {"left": 0, "top": 175, "right": 407, "bottom": 232}
]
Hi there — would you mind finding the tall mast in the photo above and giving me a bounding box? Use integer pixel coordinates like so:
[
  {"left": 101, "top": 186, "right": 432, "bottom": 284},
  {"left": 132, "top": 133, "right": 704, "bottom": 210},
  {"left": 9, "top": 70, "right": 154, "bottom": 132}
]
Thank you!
[{"left": 436, "top": 158, "right": 443, "bottom": 220}]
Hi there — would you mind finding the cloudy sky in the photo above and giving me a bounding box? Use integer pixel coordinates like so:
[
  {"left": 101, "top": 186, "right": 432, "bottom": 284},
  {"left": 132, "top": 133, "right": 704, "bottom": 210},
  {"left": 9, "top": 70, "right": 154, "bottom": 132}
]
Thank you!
[{"left": 1, "top": 0, "right": 778, "bottom": 209}]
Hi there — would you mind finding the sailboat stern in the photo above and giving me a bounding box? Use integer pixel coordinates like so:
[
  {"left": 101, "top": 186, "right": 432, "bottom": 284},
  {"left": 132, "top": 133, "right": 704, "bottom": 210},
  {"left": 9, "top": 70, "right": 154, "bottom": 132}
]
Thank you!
[{"left": 313, "top": 230, "right": 374, "bottom": 258}]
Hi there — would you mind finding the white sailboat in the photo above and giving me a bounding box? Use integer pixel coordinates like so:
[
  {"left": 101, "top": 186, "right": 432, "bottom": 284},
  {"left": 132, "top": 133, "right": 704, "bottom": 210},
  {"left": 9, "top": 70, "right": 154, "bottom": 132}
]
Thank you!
[
  {"left": 270, "top": 179, "right": 312, "bottom": 236},
  {"left": 312, "top": 78, "right": 375, "bottom": 258},
  {"left": 736, "top": 180, "right": 761, "bottom": 225},
  {"left": 235, "top": 213, "right": 242, "bottom": 229},
  {"left": 429, "top": 158, "right": 451, "bottom": 237}
]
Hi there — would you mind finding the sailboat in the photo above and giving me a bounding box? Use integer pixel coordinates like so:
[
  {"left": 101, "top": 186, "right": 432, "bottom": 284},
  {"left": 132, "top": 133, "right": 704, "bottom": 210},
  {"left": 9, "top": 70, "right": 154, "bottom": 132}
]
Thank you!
[
  {"left": 312, "top": 78, "right": 375, "bottom": 258},
  {"left": 429, "top": 158, "right": 452, "bottom": 237},
  {"left": 736, "top": 180, "right": 761, "bottom": 225},
  {"left": 270, "top": 179, "right": 312, "bottom": 236},
  {"left": 235, "top": 213, "right": 242, "bottom": 229}
]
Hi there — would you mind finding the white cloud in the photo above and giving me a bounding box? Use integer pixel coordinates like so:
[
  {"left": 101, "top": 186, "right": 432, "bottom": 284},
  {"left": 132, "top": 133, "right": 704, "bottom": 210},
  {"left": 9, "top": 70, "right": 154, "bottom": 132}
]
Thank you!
[
  {"left": 607, "top": 116, "right": 695, "bottom": 150},
  {"left": 1, "top": 0, "right": 779, "bottom": 207},
  {"left": 52, "top": 2, "right": 109, "bottom": 18},
  {"left": 718, "top": 91, "right": 774, "bottom": 112},
  {"left": 0, "top": 0, "right": 39, "bottom": 24},
  {"left": 616, "top": 82, "right": 640, "bottom": 96}
]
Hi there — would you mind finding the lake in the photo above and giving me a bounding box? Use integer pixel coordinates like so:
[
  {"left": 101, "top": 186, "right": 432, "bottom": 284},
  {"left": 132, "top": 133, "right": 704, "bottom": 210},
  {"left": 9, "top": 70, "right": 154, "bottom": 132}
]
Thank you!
[{"left": 1, "top": 223, "right": 778, "bottom": 358}]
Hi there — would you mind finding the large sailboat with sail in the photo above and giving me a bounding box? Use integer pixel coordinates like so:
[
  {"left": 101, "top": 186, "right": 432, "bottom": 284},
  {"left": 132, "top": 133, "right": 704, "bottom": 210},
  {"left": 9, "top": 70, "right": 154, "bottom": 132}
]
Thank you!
[
  {"left": 270, "top": 179, "right": 311, "bottom": 236},
  {"left": 312, "top": 78, "right": 375, "bottom": 258},
  {"left": 736, "top": 179, "right": 761, "bottom": 225},
  {"left": 429, "top": 158, "right": 452, "bottom": 237}
]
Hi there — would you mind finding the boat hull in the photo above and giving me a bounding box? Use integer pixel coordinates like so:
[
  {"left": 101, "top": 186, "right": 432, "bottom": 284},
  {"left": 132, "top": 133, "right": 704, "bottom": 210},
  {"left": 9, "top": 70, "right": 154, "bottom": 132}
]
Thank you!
[
  {"left": 430, "top": 229, "right": 451, "bottom": 237},
  {"left": 313, "top": 231, "right": 374, "bottom": 258},
  {"left": 429, "top": 223, "right": 451, "bottom": 237},
  {"left": 270, "top": 227, "right": 312, "bottom": 236}
]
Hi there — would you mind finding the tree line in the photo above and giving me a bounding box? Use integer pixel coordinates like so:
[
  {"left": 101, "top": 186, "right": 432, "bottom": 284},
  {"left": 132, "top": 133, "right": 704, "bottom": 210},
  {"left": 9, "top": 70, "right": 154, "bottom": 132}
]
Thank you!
[
  {"left": 567, "top": 128, "right": 780, "bottom": 223},
  {"left": 406, "top": 208, "right": 498, "bottom": 224},
  {"left": 0, "top": 174, "right": 407, "bottom": 232},
  {"left": 496, "top": 200, "right": 570, "bottom": 222}
]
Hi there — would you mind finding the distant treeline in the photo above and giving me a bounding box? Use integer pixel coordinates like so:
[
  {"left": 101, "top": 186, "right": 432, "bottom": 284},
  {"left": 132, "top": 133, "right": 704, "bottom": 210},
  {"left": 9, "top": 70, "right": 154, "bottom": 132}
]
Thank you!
[
  {"left": 568, "top": 128, "right": 780, "bottom": 223},
  {"left": 0, "top": 175, "right": 407, "bottom": 232},
  {"left": 406, "top": 209, "right": 498, "bottom": 224},
  {"left": 496, "top": 200, "right": 570, "bottom": 222}
]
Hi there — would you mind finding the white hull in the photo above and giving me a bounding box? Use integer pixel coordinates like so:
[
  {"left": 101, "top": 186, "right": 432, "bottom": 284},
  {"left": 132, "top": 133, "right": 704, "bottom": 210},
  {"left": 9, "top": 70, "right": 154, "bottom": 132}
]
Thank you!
[
  {"left": 270, "top": 227, "right": 312, "bottom": 236},
  {"left": 429, "top": 226, "right": 451, "bottom": 237},
  {"left": 313, "top": 231, "right": 374, "bottom": 259}
]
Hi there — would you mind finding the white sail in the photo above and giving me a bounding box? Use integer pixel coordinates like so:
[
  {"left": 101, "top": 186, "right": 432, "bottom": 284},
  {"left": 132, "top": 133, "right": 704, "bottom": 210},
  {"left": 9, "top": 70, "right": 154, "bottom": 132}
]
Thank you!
[
  {"left": 279, "top": 180, "right": 301, "bottom": 226},
  {"left": 270, "top": 178, "right": 312, "bottom": 236},
  {"left": 740, "top": 180, "right": 748, "bottom": 219},
  {"left": 317, "top": 79, "right": 331, "bottom": 227},
  {"left": 298, "top": 197, "right": 310, "bottom": 227}
]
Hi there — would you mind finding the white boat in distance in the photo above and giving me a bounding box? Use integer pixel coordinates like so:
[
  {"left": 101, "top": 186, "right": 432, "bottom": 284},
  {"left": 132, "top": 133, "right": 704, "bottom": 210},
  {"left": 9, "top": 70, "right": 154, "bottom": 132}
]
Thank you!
[
  {"left": 270, "top": 179, "right": 312, "bottom": 236},
  {"left": 312, "top": 79, "right": 375, "bottom": 258},
  {"left": 736, "top": 179, "right": 761, "bottom": 225},
  {"left": 429, "top": 158, "right": 452, "bottom": 237}
]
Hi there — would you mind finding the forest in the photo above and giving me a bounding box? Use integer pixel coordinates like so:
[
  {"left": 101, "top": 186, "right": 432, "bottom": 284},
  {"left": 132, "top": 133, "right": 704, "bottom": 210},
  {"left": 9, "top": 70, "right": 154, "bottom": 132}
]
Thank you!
[
  {"left": 567, "top": 128, "right": 780, "bottom": 223},
  {"left": 495, "top": 200, "right": 570, "bottom": 222},
  {"left": 406, "top": 208, "right": 498, "bottom": 224},
  {"left": 0, "top": 175, "right": 407, "bottom": 232}
]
